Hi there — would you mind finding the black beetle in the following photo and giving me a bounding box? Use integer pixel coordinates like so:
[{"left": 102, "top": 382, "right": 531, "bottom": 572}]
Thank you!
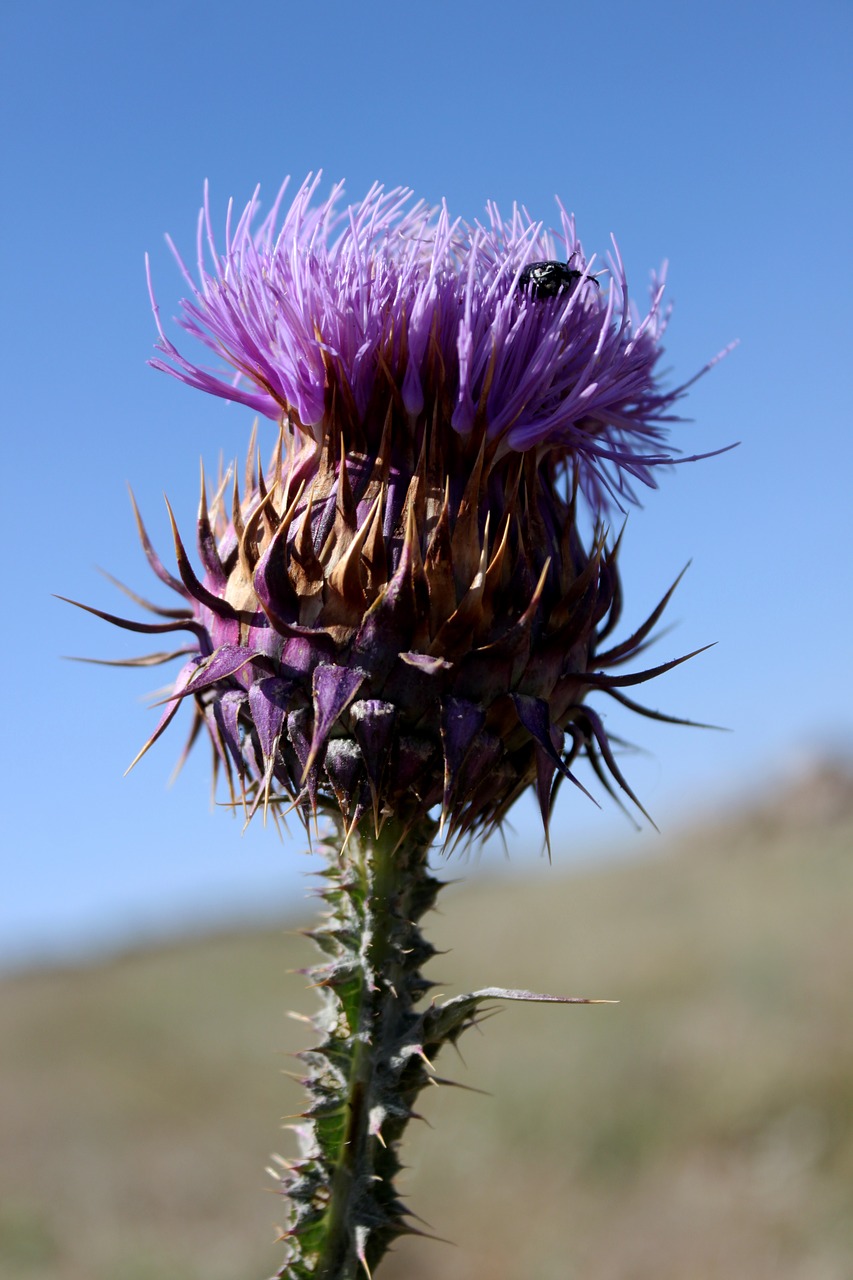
[{"left": 517, "top": 259, "right": 599, "bottom": 299}]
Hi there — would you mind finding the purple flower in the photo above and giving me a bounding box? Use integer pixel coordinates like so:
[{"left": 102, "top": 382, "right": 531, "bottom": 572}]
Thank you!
[
  {"left": 149, "top": 176, "right": 726, "bottom": 512},
  {"left": 72, "top": 176, "right": 726, "bottom": 846}
]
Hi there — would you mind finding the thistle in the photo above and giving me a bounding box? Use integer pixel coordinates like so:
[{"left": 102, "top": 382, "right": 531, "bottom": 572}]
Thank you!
[{"left": 73, "top": 177, "right": 727, "bottom": 1279}]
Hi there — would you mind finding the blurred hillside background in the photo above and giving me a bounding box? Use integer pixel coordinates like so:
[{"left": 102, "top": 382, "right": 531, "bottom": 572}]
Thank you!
[
  {"left": 2, "top": 762, "right": 852, "bottom": 1279},
  {"left": 2, "top": 0, "right": 853, "bottom": 1276}
]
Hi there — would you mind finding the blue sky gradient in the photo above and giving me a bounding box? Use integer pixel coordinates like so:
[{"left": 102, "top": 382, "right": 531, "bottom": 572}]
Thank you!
[{"left": 3, "top": 0, "right": 851, "bottom": 968}]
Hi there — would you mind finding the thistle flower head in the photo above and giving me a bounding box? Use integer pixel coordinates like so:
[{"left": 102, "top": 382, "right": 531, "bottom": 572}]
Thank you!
[{"left": 80, "top": 178, "right": 722, "bottom": 846}]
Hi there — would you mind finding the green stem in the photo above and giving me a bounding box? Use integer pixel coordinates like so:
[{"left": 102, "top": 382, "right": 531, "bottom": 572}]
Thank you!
[
  {"left": 276, "top": 813, "right": 442, "bottom": 1280},
  {"left": 274, "top": 814, "right": 596, "bottom": 1278}
]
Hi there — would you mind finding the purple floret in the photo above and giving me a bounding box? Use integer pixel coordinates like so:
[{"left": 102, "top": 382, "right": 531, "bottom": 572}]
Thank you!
[{"left": 148, "top": 176, "right": 729, "bottom": 513}]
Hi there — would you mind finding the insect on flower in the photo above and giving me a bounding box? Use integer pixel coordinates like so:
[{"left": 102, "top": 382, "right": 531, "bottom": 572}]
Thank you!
[{"left": 518, "top": 258, "right": 600, "bottom": 299}]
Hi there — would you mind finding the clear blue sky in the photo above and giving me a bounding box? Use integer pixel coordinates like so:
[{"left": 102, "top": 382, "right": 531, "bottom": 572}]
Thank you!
[{"left": 3, "top": 0, "right": 851, "bottom": 969}]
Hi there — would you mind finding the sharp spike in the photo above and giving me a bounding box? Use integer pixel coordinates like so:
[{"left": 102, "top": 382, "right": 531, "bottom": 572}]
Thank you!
[
  {"left": 596, "top": 563, "right": 691, "bottom": 666},
  {"left": 424, "top": 477, "right": 456, "bottom": 636},
  {"left": 244, "top": 419, "right": 258, "bottom": 496},
  {"left": 164, "top": 496, "right": 241, "bottom": 620},
  {"left": 231, "top": 467, "right": 245, "bottom": 543},
  {"left": 55, "top": 594, "right": 203, "bottom": 638},
  {"left": 94, "top": 566, "right": 189, "bottom": 619},
  {"left": 361, "top": 482, "right": 388, "bottom": 601},
  {"left": 123, "top": 658, "right": 202, "bottom": 774},
  {"left": 303, "top": 664, "right": 366, "bottom": 782},
  {"left": 127, "top": 486, "right": 190, "bottom": 599},
  {"left": 62, "top": 647, "right": 195, "bottom": 668},
  {"left": 197, "top": 461, "right": 228, "bottom": 586},
  {"left": 450, "top": 431, "right": 487, "bottom": 590},
  {"left": 325, "top": 490, "right": 382, "bottom": 614}
]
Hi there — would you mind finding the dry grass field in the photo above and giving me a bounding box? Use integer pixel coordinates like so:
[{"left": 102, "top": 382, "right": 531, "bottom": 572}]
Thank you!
[{"left": 2, "top": 762, "right": 852, "bottom": 1279}]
